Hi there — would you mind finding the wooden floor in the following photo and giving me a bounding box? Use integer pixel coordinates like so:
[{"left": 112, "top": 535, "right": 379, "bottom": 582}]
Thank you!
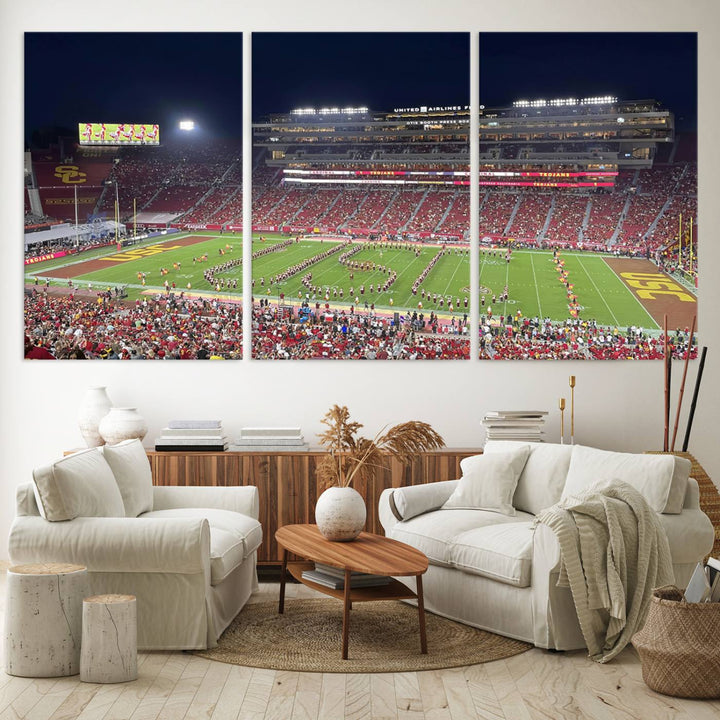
[{"left": 1, "top": 565, "right": 719, "bottom": 719}]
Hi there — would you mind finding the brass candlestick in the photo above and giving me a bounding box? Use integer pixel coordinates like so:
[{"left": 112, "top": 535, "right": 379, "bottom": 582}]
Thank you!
[
  {"left": 559, "top": 397, "right": 566, "bottom": 444},
  {"left": 569, "top": 376, "right": 576, "bottom": 445}
]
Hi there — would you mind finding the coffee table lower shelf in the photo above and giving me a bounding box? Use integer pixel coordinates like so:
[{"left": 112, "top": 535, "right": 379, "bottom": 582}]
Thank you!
[
  {"left": 281, "top": 561, "right": 427, "bottom": 659},
  {"left": 287, "top": 562, "right": 419, "bottom": 602}
]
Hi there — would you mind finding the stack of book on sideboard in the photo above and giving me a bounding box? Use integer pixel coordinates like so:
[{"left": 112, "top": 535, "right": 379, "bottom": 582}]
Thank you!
[
  {"left": 154, "top": 420, "right": 228, "bottom": 451},
  {"left": 229, "top": 427, "right": 309, "bottom": 452},
  {"left": 482, "top": 410, "right": 548, "bottom": 443},
  {"left": 301, "top": 563, "right": 391, "bottom": 590}
]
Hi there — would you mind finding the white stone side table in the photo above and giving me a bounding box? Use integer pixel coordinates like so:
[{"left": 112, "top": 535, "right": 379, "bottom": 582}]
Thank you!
[
  {"left": 4, "top": 563, "right": 88, "bottom": 677},
  {"left": 80, "top": 594, "right": 138, "bottom": 683}
]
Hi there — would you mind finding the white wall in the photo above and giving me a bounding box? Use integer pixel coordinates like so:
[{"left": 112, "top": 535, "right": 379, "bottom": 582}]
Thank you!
[{"left": 2, "top": 0, "right": 719, "bottom": 560}]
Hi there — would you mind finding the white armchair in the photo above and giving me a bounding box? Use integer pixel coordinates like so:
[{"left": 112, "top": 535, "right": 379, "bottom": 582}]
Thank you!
[{"left": 8, "top": 441, "right": 262, "bottom": 650}]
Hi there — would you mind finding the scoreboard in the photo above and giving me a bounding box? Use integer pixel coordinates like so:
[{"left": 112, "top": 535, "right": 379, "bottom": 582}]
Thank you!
[{"left": 78, "top": 123, "right": 160, "bottom": 146}]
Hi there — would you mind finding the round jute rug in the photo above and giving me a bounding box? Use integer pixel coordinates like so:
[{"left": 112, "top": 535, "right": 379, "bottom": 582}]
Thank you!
[{"left": 193, "top": 599, "right": 531, "bottom": 673}]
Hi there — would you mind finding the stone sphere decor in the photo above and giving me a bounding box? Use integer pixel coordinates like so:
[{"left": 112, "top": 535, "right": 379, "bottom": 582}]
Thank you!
[
  {"left": 78, "top": 386, "right": 113, "bottom": 447},
  {"left": 98, "top": 407, "right": 148, "bottom": 446},
  {"left": 315, "top": 486, "right": 367, "bottom": 541}
]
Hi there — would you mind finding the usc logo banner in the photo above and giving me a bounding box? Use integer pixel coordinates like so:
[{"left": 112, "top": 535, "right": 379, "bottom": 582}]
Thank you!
[{"left": 53, "top": 165, "right": 88, "bottom": 184}]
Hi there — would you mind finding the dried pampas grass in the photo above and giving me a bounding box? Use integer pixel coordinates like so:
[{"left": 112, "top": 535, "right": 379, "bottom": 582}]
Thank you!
[{"left": 317, "top": 405, "right": 444, "bottom": 490}]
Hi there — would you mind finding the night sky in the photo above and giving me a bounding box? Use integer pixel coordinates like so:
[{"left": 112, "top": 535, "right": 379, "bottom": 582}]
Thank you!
[
  {"left": 251, "top": 33, "right": 470, "bottom": 119},
  {"left": 24, "top": 33, "right": 243, "bottom": 142},
  {"left": 24, "top": 31, "right": 696, "bottom": 146},
  {"left": 480, "top": 32, "right": 697, "bottom": 129}
]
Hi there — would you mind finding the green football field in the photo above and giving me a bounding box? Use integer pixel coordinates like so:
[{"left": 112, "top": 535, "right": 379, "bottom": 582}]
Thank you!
[
  {"left": 24, "top": 231, "right": 662, "bottom": 329},
  {"left": 479, "top": 248, "right": 660, "bottom": 329}
]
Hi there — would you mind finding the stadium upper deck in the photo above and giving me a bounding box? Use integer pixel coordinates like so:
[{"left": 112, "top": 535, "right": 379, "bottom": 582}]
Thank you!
[
  {"left": 479, "top": 97, "right": 673, "bottom": 171},
  {"left": 252, "top": 106, "right": 470, "bottom": 170}
]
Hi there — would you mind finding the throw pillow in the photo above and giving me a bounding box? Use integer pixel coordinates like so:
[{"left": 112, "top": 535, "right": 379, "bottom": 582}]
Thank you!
[
  {"left": 562, "top": 445, "right": 691, "bottom": 514},
  {"left": 101, "top": 438, "right": 154, "bottom": 517},
  {"left": 483, "top": 440, "right": 573, "bottom": 515},
  {"left": 32, "top": 448, "right": 125, "bottom": 521},
  {"left": 442, "top": 446, "right": 531, "bottom": 515}
]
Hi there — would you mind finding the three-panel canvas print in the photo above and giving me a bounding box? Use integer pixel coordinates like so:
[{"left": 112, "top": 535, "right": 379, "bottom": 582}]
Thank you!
[{"left": 23, "top": 32, "right": 698, "bottom": 360}]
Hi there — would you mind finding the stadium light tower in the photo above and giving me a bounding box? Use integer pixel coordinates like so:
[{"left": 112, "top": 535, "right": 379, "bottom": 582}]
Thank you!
[{"left": 179, "top": 120, "right": 195, "bottom": 131}]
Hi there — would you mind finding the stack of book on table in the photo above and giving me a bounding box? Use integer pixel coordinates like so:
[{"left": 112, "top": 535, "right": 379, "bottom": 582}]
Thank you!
[
  {"left": 229, "top": 427, "right": 309, "bottom": 452},
  {"left": 301, "top": 563, "right": 391, "bottom": 590},
  {"left": 154, "top": 420, "right": 228, "bottom": 451},
  {"left": 482, "top": 410, "right": 548, "bottom": 443}
]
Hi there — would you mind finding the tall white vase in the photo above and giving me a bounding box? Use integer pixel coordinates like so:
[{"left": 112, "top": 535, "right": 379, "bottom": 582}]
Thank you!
[
  {"left": 315, "top": 486, "right": 367, "bottom": 541},
  {"left": 78, "top": 386, "right": 113, "bottom": 447},
  {"left": 98, "top": 408, "right": 148, "bottom": 446}
]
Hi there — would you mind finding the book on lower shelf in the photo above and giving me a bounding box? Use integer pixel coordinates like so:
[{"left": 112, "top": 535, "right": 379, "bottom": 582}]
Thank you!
[{"left": 301, "top": 563, "right": 391, "bottom": 590}]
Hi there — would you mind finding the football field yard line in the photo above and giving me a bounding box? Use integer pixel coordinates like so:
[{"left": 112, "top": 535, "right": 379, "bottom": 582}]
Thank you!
[
  {"left": 503, "top": 261, "right": 510, "bottom": 318},
  {"left": 600, "top": 257, "right": 661, "bottom": 330},
  {"left": 437, "top": 255, "right": 465, "bottom": 303},
  {"left": 529, "top": 253, "right": 543, "bottom": 318},
  {"left": 575, "top": 255, "right": 620, "bottom": 326}
]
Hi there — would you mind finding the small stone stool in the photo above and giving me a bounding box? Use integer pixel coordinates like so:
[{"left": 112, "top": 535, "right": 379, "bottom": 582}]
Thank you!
[
  {"left": 4, "top": 563, "right": 87, "bottom": 677},
  {"left": 80, "top": 594, "right": 138, "bottom": 683}
]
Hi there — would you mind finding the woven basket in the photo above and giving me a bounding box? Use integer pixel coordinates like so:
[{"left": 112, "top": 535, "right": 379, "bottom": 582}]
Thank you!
[{"left": 632, "top": 585, "right": 720, "bottom": 698}]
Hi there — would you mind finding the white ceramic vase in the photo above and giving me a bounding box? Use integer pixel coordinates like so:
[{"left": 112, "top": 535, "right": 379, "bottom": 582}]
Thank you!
[
  {"left": 98, "top": 407, "right": 148, "bottom": 446},
  {"left": 315, "top": 486, "right": 367, "bottom": 541},
  {"left": 78, "top": 386, "right": 113, "bottom": 447}
]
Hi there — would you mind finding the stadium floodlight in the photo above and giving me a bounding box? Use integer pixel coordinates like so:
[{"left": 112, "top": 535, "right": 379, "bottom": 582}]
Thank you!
[
  {"left": 179, "top": 120, "right": 195, "bottom": 131},
  {"left": 581, "top": 95, "right": 617, "bottom": 105}
]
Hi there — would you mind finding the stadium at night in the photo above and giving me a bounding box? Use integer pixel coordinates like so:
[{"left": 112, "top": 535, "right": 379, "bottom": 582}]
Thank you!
[{"left": 22, "top": 32, "right": 697, "bottom": 360}]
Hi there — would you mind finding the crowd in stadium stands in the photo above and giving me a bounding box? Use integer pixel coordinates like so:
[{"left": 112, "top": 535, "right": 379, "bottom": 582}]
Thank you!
[
  {"left": 343, "top": 190, "right": 395, "bottom": 229},
  {"left": 379, "top": 191, "right": 426, "bottom": 233},
  {"left": 96, "top": 141, "right": 240, "bottom": 218},
  {"left": 436, "top": 192, "right": 469, "bottom": 236},
  {"left": 212, "top": 191, "right": 243, "bottom": 226},
  {"left": 319, "top": 189, "right": 366, "bottom": 228},
  {"left": 479, "top": 193, "right": 518, "bottom": 236},
  {"left": 544, "top": 196, "right": 587, "bottom": 245},
  {"left": 293, "top": 189, "right": 342, "bottom": 225},
  {"left": 23, "top": 289, "right": 243, "bottom": 359},
  {"left": 506, "top": 195, "right": 553, "bottom": 240},
  {"left": 251, "top": 303, "right": 469, "bottom": 360},
  {"left": 410, "top": 191, "right": 454, "bottom": 233},
  {"left": 181, "top": 186, "right": 239, "bottom": 225},
  {"left": 25, "top": 134, "right": 697, "bottom": 258},
  {"left": 480, "top": 317, "right": 697, "bottom": 361},
  {"left": 581, "top": 195, "right": 626, "bottom": 244},
  {"left": 24, "top": 236, "right": 119, "bottom": 258}
]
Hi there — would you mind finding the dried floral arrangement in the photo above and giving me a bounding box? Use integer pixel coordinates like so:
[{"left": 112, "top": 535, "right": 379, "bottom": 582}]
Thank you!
[{"left": 317, "top": 405, "right": 444, "bottom": 490}]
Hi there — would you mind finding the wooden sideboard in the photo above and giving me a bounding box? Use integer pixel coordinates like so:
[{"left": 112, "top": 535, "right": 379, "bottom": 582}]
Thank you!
[{"left": 147, "top": 448, "right": 480, "bottom": 565}]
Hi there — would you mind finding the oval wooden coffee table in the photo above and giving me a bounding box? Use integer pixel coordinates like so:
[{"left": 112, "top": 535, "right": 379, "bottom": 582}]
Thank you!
[{"left": 275, "top": 524, "right": 429, "bottom": 660}]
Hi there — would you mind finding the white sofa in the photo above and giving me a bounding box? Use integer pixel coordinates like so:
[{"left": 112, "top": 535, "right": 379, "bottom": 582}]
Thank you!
[
  {"left": 379, "top": 442, "right": 715, "bottom": 651},
  {"left": 8, "top": 440, "right": 262, "bottom": 651}
]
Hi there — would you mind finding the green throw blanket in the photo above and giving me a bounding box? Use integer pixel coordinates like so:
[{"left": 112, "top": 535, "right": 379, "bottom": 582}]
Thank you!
[{"left": 535, "top": 480, "right": 674, "bottom": 663}]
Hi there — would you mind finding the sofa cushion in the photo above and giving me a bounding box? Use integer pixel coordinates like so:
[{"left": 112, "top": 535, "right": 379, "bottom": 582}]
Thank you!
[
  {"left": 562, "top": 445, "right": 691, "bottom": 514},
  {"left": 484, "top": 441, "right": 572, "bottom": 515},
  {"left": 101, "top": 439, "right": 154, "bottom": 517},
  {"left": 207, "top": 528, "right": 248, "bottom": 585},
  {"left": 450, "top": 522, "right": 535, "bottom": 587},
  {"left": 141, "top": 507, "right": 263, "bottom": 579},
  {"left": 442, "top": 446, "right": 530, "bottom": 516},
  {"left": 32, "top": 448, "right": 125, "bottom": 521},
  {"left": 389, "top": 508, "right": 535, "bottom": 567}
]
